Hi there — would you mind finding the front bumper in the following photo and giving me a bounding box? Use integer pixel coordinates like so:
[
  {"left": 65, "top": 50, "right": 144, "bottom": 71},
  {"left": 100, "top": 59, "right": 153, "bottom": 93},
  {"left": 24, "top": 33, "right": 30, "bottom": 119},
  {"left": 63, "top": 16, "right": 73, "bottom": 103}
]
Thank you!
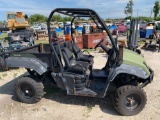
[{"left": 141, "top": 67, "right": 154, "bottom": 87}]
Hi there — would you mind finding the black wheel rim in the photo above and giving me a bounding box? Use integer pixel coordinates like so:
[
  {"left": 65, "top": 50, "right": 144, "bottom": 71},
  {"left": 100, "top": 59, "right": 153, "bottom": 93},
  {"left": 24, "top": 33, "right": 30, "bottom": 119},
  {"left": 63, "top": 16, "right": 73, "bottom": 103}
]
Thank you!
[
  {"left": 124, "top": 93, "right": 141, "bottom": 111},
  {"left": 20, "top": 85, "right": 34, "bottom": 99}
]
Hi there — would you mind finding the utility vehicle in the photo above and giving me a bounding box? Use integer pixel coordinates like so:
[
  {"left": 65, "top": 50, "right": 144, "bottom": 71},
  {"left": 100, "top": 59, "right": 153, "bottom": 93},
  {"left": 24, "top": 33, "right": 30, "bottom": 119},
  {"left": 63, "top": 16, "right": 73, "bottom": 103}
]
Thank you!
[
  {"left": 0, "top": 12, "right": 34, "bottom": 53},
  {"left": 0, "top": 32, "right": 34, "bottom": 53},
  {"left": 0, "top": 8, "right": 154, "bottom": 116}
]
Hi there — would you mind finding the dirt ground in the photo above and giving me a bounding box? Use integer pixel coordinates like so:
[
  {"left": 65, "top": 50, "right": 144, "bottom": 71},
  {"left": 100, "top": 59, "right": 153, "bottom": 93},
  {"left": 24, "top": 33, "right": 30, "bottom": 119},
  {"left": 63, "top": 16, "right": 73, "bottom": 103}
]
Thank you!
[{"left": 0, "top": 49, "right": 160, "bottom": 120}]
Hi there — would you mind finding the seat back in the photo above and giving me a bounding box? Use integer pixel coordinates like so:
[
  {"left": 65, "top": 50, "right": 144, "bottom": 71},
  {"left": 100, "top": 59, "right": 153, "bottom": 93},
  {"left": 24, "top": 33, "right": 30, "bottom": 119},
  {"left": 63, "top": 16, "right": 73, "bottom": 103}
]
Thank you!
[
  {"left": 61, "top": 47, "right": 74, "bottom": 68},
  {"left": 72, "top": 43, "right": 82, "bottom": 58},
  {"left": 64, "top": 40, "right": 73, "bottom": 52}
]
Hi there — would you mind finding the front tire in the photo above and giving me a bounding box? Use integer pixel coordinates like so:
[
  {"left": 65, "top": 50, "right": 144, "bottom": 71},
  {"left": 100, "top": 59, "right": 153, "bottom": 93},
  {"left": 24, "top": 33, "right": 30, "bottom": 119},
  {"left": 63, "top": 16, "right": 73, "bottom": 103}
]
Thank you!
[
  {"left": 113, "top": 85, "right": 147, "bottom": 116},
  {"left": 16, "top": 76, "right": 44, "bottom": 104}
]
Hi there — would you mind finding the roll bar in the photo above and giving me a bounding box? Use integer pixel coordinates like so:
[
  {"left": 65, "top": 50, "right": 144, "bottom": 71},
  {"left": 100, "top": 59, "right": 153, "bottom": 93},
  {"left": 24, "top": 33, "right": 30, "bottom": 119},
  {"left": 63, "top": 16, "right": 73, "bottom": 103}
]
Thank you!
[{"left": 47, "top": 8, "right": 119, "bottom": 53}]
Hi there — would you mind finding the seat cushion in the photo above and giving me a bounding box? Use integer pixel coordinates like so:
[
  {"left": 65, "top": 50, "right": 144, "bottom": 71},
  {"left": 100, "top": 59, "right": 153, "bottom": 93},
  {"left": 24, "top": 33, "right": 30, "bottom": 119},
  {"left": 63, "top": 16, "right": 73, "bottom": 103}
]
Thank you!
[
  {"left": 66, "top": 65, "right": 87, "bottom": 74},
  {"left": 62, "top": 47, "right": 90, "bottom": 75},
  {"left": 79, "top": 54, "right": 94, "bottom": 63},
  {"left": 70, "top": 59, "right": 89, "bottom": 69}
]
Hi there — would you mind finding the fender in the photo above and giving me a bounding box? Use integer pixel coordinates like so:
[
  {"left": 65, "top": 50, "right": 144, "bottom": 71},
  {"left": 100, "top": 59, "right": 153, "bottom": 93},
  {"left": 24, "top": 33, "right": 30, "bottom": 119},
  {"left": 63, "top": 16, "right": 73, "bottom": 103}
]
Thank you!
[
  {"left": 101, "top": 64, "right": 150, "bottom": 98},
  {"left": 6, "top": 57, "right": 48, "bottom": 75},
  {"left": 108, "top": 64, "right": 149, "bottom": 81}
]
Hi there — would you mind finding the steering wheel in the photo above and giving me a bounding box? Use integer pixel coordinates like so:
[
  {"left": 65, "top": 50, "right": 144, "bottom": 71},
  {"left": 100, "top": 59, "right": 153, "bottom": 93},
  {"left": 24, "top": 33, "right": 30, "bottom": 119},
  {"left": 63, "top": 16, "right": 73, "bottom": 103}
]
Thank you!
[{"left": 94, "top": 38, "right": 104, "bottom": 49}]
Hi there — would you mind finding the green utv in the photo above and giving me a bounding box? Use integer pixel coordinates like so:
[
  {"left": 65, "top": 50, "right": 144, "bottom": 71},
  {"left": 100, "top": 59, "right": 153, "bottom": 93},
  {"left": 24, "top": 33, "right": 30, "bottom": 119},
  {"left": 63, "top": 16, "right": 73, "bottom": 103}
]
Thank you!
[{"left": 0, "top": 8, "right": 154, "bottom": 116}]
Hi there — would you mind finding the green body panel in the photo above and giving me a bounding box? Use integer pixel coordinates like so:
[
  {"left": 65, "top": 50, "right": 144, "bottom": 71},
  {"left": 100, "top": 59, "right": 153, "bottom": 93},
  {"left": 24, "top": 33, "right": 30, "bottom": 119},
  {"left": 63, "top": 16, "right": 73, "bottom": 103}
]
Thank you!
[{"left": 123, "top": 49, "right": 150, "bottom": 75}]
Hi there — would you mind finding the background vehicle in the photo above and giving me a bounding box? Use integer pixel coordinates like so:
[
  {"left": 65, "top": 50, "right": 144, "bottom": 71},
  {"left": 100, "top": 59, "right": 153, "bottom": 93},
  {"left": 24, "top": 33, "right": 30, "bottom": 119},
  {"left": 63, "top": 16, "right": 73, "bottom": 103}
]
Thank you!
[
  {"left": 30, "top": 25, "right": 41, "bottom": 31},
  {"left": 4, "top": 12, "right": 35, "bottom": 50},
  {"left": 112, "top": 23, "right": 127, "bottom": 35},
  {"left": 0, "top": 8, "right": 154, "bottom": 116},
  {"left": 0, "top": 34, "right": 34, "bottom": 52},
  {"left": 58, "top": 22, "right": 64, "bottom": 28}
]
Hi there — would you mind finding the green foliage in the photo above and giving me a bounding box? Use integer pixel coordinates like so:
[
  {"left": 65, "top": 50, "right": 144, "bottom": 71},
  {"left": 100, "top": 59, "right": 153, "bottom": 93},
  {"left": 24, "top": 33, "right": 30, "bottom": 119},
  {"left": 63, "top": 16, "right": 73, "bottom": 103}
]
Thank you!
[
  {"left": 106, "top": 18, "right": 111, "bottom": 21},
  {"left": 155, "top": 16, "right": 160, "bottom": 21},
  {"left": 124, "top": 16, "right": 154, "bottom": 22},
  {"left": 0, "top": 20, "right": 7, "bottom": 26},
  {"left": 124, "top": 16, "right": 132, "bottom": 20},
  {"left": 28, "top": 14, "right": 47, "bottom": 24},
  {"left": 0, "top": 33, "right": 7, "bottom": 39},
  {"left": 124, "top": 0, "right": 134, "bottom": 17},
  {"left": 51, "top": 14, "right": 72, "bottom": 22},
  {"left": 153, "top": 1, "right": 160, "bottom": 20},
  {"left": 136, "top": 16, "right": 154, "bottom": 22},
  {"left": 76, "top": 17, "right": 86, "bottom": 21},
  {"left": 0, "top": 21, "right": 3, "bottom": 24}
]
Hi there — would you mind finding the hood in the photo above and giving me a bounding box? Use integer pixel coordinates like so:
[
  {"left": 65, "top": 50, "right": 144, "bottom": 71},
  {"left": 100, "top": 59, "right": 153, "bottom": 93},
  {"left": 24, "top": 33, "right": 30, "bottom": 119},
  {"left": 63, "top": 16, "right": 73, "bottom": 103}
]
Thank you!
[{"left": 123, "top": 49, "right": 150, "bottom": 75}]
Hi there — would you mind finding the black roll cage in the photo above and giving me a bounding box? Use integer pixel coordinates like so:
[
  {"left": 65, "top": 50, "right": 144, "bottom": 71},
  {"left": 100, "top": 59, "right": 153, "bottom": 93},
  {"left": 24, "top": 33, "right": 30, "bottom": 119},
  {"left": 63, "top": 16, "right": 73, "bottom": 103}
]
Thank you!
[{"left": 47, "top": 8, "right": 118, "bottom": 52}]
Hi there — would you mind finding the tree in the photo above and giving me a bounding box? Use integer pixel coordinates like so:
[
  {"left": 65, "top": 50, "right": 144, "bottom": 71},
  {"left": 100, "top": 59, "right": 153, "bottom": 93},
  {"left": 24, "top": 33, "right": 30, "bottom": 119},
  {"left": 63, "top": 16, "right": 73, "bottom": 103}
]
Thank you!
[
  {"left": 124, "top": 16, "right": 132, "bottom": 20},
  {"left": 28, "top": 14, "right": 47, "bottom": 24},
  {"left": 153, "top": 1, "right": 160, "bottom": 20},
  {"left": 51, "top": 14, "right": 63, "bottom": 22},
  {"left": 136, "top": 16, "right": 154, "bottom": 22},
  {"left": 51, "top": 14, "right": 73, "bottom": 22},
  {"left": 124, "top": 0, "right": 134, "bottom": 18}
]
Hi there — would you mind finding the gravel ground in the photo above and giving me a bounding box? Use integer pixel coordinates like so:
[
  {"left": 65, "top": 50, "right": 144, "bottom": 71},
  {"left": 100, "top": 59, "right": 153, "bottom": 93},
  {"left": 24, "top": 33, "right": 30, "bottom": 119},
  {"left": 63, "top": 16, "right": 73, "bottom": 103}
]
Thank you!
[{"left": 0, "top": 49, "right": 160, "bottom": 120}]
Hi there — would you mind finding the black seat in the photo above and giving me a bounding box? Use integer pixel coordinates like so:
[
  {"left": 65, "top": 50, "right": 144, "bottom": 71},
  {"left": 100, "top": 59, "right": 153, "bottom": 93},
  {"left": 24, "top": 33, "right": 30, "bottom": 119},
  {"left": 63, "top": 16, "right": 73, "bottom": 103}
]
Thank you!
[
  {"left": 61, "top": 47, "right": 90, "bottom": 74},
  {"left": 72, "top": 43, "right": 94, "bottom": 64},
  {"left": 64, "top": 40, "right": 73, "bottom": 52}
]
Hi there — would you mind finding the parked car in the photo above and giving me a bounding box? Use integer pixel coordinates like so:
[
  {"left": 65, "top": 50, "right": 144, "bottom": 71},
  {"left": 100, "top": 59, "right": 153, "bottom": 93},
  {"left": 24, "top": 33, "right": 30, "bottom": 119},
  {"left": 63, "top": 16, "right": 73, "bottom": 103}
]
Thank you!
[
  {"left": 58, "top": 22, "right": 64, "bottom": 29},
  {"left": 112, "top": 23, "right": 127, "bottom": 35},
  {"left": 30, "top": 26, "right": 41, "bottom": 32}
]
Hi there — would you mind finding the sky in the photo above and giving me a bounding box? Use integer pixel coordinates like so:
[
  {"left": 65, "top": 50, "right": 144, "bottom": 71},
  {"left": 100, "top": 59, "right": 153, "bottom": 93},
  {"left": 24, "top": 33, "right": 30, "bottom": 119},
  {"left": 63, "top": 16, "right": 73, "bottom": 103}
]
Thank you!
[{"left": 0, "top": 0, "right": 156, "bottom": 21}]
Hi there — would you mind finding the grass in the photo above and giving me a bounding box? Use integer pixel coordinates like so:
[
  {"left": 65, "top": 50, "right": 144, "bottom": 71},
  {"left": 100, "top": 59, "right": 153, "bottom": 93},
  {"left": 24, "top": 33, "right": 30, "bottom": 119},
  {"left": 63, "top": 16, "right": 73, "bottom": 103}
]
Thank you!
[
  {"left": 138, "top": 40, "right": 146, "bottom": 46},
  {"left": 2, "top": 73, "right": 7, "bottom": 77},
  {"left": 0, "top": 33, "right": 8, "bottom": 39},
  {"left": 85, "top": 102, "right": 92, "bottom": 112},
  {"left": 32, "top": 108, "right": 39, "bottom": 111},
  {"left": 13, "top": 73, "right": 18, "bottom": 78},
  {"left": 35, "top": 40, "right": 49, "bottom": 44},
  {"left": 0, "top": 32, "right": 49, "bottom": 45}
]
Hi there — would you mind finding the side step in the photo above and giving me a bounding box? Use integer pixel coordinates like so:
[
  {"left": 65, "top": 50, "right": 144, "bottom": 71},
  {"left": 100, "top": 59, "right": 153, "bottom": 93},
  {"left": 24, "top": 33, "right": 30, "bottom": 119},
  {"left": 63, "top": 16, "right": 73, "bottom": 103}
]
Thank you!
[{"left": 75, "top": 88, "right": 97, "bottom": 97}]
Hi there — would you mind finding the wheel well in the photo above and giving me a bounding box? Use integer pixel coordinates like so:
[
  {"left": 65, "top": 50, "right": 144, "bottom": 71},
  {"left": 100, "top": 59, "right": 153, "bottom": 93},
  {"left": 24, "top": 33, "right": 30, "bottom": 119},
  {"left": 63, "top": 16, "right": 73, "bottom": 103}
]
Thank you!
[
  {"left": 26, "top": 69, "right": 56, "bottom": 86},
  {"left": 108, "top": 73, "right": 146, "bottom": 92}
]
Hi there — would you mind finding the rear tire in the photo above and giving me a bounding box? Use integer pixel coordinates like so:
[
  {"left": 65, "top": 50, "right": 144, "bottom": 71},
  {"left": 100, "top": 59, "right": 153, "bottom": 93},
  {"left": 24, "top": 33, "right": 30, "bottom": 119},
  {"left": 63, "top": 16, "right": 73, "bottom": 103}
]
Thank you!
[
  {"left": 16, "top": 76, "right": 44, "bottom": 104},
  {"left": 0, "top": 57, "right": 8, "bottom": 71},
  {"left": 113, "top": 85, "right": 147, "bottom": 116}
]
